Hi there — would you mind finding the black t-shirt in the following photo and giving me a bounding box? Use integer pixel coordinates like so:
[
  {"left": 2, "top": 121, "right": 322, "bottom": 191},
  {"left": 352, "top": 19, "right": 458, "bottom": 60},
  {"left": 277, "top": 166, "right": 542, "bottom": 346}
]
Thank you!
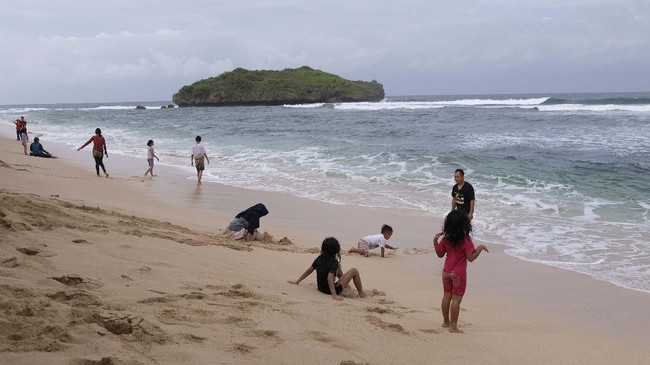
[
  {"left": 312, "top": 255, "right": 340, "bottom": 294},
  {"left": 452, "top": 181, "right": 475, "bottom": 214}
]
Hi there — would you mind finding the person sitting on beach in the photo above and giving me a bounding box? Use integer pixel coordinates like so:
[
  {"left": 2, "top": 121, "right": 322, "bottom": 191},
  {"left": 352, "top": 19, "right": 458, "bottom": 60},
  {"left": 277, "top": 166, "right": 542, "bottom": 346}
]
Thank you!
[
  {"left": 222, "top": 203, "right": 271, "bottom": 241},
  {"left": 290, "top": 237, "right": 367, "bottom": 301},
  {"left": 29, "top": 137, "right": 55, "bottom": 158},
  {"left": 433, "top": 209, "right": 488, "bottom": 333},
  {"left": 190, "top": 135, "right": 209, "bottom": 185},
  {"left": 348, "top": 224, "right": 398, "bottom": 258}
]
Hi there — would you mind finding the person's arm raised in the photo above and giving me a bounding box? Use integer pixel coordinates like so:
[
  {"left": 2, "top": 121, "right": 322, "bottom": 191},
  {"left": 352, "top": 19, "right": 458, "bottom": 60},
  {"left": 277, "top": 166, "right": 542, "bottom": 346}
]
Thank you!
[{"left": 468, "top": 245, "right": 488, "bottom": 262}]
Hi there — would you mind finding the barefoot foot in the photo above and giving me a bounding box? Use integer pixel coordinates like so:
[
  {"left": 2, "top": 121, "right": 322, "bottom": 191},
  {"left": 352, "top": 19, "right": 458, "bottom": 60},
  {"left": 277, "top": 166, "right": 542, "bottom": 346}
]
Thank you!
[{"left": 448, "top": 326, "right": 464, "bottom": 333}]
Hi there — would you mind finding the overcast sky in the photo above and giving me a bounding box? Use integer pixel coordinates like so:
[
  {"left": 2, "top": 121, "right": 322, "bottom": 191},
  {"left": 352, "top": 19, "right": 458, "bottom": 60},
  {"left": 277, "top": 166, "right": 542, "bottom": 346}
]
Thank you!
[{"left": 1, "top": 0, "right": 649, "bottom": 104}]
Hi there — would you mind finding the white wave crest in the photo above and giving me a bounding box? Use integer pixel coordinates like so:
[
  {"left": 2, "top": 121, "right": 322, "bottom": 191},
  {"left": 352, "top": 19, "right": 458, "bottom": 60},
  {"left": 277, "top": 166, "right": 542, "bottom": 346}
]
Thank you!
[
  {"left": 538, "top": 104, "right": 650, "bottom": 112},
  {"left": 283, "top": 103, "right": 325, "bottom": 108},
  {"left": 334, "top": 102, "right": 445, "bottom": 110},
  {"left": 0, "top": 107, "right": 50, "bottom": 114},
  {"left": 334, "top": 97, "right": 550, "bottom": 110}
]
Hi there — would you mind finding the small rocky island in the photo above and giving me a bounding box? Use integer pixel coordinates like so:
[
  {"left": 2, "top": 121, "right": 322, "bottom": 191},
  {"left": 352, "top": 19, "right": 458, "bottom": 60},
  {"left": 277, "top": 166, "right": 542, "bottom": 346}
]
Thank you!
[{"left": 172, "top": 66, "right": 385, "bottom": 107}]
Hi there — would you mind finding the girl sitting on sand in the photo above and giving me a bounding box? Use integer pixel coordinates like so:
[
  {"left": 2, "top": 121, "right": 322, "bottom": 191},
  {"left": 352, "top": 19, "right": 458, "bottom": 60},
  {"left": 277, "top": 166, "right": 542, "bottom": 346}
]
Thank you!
[
  {"left": 289, "top": 237, "right": 367, "bottom": 301},
  {"left": 433, "top": 210, "right": 488, "bottom": 333}
]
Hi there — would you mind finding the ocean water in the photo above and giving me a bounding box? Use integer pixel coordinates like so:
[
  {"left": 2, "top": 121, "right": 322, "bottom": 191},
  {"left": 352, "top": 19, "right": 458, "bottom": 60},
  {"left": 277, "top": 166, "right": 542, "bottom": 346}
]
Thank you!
[{"left": 2, "top": 92, "right": 649, "bottom": 293}]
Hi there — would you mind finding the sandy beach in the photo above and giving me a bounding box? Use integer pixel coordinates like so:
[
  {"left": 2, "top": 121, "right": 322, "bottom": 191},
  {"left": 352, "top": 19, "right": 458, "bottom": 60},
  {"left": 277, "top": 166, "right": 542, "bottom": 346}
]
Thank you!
[{"left": 1, "top": 134, "right": 649, "bottom": 365}]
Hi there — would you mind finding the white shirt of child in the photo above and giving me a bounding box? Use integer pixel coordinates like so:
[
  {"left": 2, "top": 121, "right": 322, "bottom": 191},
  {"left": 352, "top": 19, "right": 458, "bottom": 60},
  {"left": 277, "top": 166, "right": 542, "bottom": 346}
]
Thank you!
[
  {"left": 361, "top": 234, "right": 387, "bottom": 250},
  {"left": 192, "top": 144, "right": 206, "bottom": 158}
]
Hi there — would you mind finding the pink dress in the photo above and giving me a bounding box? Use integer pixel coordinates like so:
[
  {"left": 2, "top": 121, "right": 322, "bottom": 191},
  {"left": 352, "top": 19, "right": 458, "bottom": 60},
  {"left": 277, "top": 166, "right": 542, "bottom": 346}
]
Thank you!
[{"left": 435, "top": 236, "right": 476, "bottom": 296}]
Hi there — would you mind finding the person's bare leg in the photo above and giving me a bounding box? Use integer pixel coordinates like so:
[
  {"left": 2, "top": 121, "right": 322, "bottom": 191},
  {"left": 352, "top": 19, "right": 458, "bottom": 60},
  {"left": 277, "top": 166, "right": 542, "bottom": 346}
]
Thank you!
[
  {"left": 338, "top": 268, "right": 367, "bottom": 298},
  {"left": 197, "top": 170, "right": 202, "bottom": 184},
  {"left": 348, "top": 248, "right": 368, "bottom": 256},
  {"left": 441, "top": 291, "right": 452, "bottom": 328},
  {"left": 449, "top": 294, "right": 464, "bottom": 333}
]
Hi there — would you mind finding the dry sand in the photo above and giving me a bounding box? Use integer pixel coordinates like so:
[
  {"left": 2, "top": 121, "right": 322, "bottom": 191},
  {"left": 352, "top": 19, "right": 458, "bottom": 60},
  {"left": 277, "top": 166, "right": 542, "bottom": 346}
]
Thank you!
[{"left": 1, "top": 134, "right": 649, "bottom": 365}]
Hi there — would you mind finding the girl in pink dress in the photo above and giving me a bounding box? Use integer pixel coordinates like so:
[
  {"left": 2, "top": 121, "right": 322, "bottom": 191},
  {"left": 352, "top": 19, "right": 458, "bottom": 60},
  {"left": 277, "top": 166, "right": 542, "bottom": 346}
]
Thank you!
[{"left": 433, "top": 210, "right": 488, "bottom": 333}]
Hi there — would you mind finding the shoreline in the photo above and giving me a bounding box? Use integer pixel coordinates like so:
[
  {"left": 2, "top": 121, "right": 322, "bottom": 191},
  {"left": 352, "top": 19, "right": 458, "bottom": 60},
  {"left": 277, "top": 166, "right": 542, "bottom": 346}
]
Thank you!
[
  {"left": 11, "top": 126, "right": 650, "bottom": 295},
  {"left": 1, "top": 134, "right": 649, "bottom": 363}
]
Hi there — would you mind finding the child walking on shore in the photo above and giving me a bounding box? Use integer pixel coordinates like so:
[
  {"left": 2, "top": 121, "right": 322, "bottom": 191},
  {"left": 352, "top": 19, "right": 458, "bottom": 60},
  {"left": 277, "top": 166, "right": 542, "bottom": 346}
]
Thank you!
[
  {"left": 433, "top": 210, "right": 488, "bottom": 333},
  {"left": 290, "top": 237, "right": 367, "bottom": 301},
  {"left": 20, "top": 130, "right": 29, "bottom": 155},
  {"left": 190, "top": 135, "right": 209, "bottom": 184},
  {"left": 349, "top": 224, "right": 398, "bottom": 258},
  {"left": 144, "top": 140, "right": 160, "bottom": 177}
]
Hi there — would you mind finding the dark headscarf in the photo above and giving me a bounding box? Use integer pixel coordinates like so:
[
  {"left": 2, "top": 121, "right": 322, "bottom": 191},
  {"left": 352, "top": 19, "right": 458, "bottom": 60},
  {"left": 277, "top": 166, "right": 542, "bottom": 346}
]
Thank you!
[{"left": 235, "top": 203, "right": 269, "bottom": 234}]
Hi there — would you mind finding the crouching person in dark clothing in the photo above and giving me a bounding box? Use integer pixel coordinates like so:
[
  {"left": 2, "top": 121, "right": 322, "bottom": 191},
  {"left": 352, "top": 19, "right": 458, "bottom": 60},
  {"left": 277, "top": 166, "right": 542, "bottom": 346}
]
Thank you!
[{"left": 222, "top": 203, "right": 273, "bottom": 241}]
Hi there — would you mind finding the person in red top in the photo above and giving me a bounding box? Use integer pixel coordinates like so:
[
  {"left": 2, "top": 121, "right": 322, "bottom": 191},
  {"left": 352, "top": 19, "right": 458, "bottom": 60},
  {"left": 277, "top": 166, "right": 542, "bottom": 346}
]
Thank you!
[
  {"left": 77, "top": 128, "right": 109, "bottom": 177},
  {"left": 14, "top": 118, "right": 24, "bottom": 141},
  {"left": 433, "top": 209, "right": 488, "bottom": 333}
]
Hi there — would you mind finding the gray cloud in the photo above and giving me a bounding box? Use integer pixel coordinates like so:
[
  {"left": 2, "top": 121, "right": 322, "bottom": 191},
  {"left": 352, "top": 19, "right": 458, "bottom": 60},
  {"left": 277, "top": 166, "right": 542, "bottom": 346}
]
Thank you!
[{"left": 1, "top": 0, "right": 649, "bottom": 103}]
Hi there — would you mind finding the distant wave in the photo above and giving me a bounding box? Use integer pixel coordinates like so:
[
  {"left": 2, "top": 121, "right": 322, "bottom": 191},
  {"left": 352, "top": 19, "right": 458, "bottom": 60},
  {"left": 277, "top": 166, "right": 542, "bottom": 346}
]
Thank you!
[
  {"left": 1, "top": 104, "right": 173, "bottom": 113},
  {"left": 283, "top": 103, "right": 325, "bottom": 108},
  {"left": 333, "top": 98, "right": 549, "bottom": 110},
  {"left": 537, "top": 104, "right": 650, "bottom": 112},
  {"left": 77, "top": 105, "right": 148, "bottom": 110},
  {"left": 543, "top": 97, "right": 650, "bottom": 105},
  {"left": 0, "top": 107, "right": 50, "bottom": 114}
]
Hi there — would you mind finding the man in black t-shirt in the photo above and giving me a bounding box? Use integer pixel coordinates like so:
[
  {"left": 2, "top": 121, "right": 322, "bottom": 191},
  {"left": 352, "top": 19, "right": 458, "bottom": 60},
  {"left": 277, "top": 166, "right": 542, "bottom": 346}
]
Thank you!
[{"left": 451, "top": 168, "right": 475, "bottom": 220}]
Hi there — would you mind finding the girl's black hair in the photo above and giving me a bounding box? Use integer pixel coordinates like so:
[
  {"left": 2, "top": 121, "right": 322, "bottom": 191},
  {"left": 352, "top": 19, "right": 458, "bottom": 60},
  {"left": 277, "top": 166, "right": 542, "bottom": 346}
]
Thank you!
[
  {"left": 381, "top": 224, "right": 393, "bottom": 234},
  {"left": 95, "top": 128, "right": 102, "bottom": 135},
  {"left": 443, "top": 210, "right": 472, "bottom": 247},
  {"left": 147, "top": 139, "right": 154, "bottom": 146},
  {"left": 321, "top": 237, "right": 341, "bottom": 257}
]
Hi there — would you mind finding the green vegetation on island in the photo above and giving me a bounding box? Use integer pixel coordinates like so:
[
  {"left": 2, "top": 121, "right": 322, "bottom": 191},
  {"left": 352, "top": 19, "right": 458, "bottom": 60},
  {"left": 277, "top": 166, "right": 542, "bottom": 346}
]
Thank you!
[{"left": 172, "top": 66, "right": 385, "bottom": 107}]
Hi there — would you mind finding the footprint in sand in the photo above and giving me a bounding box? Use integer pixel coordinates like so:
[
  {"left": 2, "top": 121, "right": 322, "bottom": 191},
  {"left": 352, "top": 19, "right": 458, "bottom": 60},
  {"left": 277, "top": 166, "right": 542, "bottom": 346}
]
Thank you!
[
  {"left": 309, "top": 331, "right": 351, "bottom": 350},
  {"left": 309, "top": 331, "right": 335, "bottom": 344},
  {"left": 50, "top": 274, "right": 104, "bottom": 289},
  {"left": 230, "top": 343, "right": 255, "bottom": 354},
  {"left": 1, "top": 256, "right": 19, "bottom": 268},
  {"left": 71, "top": 239, "right": 91, "bottom": 244},
  {"left": 47, "top": 289, "right": 101, "bottom": 307},
  {"left": 138, "top": 296, "right": 173, "bottom": 304},
  {"left": 179, "top": 332, "right": 206, "bottom": 343},
  {"left": 70, "top": 357, "right": 124, "bottom": 365},
  {"left": 365, "top": 315, "right": 410, "bottom": 335},
  {"left": 402, "top": 247, "right": 435, "bottom": 255},
  {"left": 91, "top": 311, "right": 170, "bottom": 344},
  {"left": 248, "top": 329, "right": 283, "bottom": 344},
  {"left": 16, "top": 247, "right": 47, "bottom": 256},
  {"left": 220, "top": 315, "right": 256, "bottom": 328},
  {"left": 366, "top": 306, "right": 396, "bottom": 315}
]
